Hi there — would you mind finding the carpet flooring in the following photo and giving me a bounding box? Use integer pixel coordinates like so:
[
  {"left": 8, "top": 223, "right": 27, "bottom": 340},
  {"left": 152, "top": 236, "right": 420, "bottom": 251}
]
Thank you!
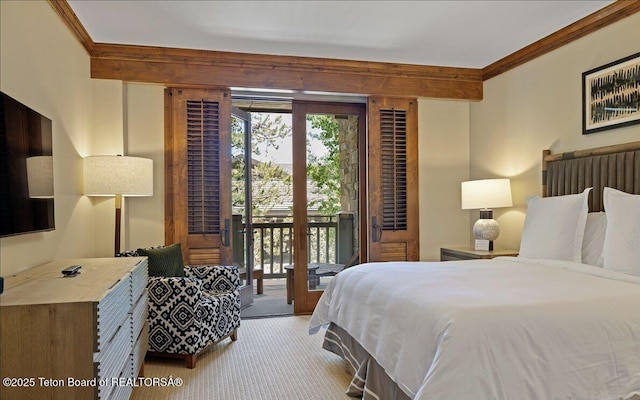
[{"left": 130, "top": 316, "right": 351, "bottom": 400}]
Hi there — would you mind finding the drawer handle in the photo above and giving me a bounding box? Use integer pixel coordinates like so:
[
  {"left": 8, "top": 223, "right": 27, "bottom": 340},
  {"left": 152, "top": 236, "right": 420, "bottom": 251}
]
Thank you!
[
  {"left": 107, "top": 279, "right": 121, "bottom": 290},
  {"left": 108, "top": 323, "right": 123, "bottom": 344}
]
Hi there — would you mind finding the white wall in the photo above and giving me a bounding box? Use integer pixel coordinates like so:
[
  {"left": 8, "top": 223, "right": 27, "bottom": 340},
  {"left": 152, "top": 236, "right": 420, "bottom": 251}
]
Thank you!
[
  {"left": 418, "top": 99, "right": 471, "bottom": 260},
  {"left": 0, "top": 1, "right": 94, "bottom": 275},
  {"left": 469, "top": 12, "right": 640, "bottom": 251},
  {"left": 125, "top": 84, "right": 165, "bottom": 251}
]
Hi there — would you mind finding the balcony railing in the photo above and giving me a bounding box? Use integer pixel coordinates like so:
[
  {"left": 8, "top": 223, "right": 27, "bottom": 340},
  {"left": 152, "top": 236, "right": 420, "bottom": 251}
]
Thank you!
[{"left": 233, "top": 214, "right": 353, "bottom": 278}]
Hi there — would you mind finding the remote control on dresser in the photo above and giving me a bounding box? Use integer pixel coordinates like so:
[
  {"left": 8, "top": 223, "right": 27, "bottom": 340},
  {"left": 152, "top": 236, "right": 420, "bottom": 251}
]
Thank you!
[{"left": 62, "top": 265, "right": 82, "bottom": 276}]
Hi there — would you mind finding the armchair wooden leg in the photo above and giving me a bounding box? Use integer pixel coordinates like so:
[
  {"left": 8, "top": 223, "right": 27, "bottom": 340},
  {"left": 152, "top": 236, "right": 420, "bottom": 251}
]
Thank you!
[
  {"left": 230, "top": 329, "right": 238, "bottom": 341},
  {"left": 185, "top": 354, "right": 197, "bottom": 369}
]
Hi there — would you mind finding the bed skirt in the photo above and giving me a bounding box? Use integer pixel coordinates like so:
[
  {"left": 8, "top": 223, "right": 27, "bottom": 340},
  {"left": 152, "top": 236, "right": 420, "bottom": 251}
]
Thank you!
[{"left": 323, "top": 323, "right": 412, "bottom": 400}]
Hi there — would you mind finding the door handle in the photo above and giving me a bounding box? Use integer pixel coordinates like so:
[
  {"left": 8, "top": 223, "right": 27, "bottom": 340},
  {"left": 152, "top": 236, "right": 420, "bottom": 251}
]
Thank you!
[
  {"left": 372, "top": 216, "right": 382, "bottom": 243},
  {"left": 221, "top": 218, "right": 230, "bottom": 247}
]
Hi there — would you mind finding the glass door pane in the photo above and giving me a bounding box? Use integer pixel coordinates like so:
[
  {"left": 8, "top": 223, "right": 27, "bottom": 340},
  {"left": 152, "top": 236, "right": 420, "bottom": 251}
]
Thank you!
[
  {"left": 305, "top": 113, "right": 359, "bottom": 292},
  {"left": 231, "top": 107, "right": 254, "bottom": 308}
]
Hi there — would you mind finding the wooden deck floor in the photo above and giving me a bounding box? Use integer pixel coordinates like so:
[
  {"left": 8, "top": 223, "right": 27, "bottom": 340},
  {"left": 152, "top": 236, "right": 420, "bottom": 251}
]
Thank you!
[{"left": 240, "top": 277, "right": 330, "bottom": 318}]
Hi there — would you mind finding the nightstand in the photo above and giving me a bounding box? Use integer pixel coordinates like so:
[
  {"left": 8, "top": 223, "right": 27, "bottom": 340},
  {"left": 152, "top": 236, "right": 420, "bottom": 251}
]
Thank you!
[{"left": 440, "top": 246, "right": 519, "bottom": 261}]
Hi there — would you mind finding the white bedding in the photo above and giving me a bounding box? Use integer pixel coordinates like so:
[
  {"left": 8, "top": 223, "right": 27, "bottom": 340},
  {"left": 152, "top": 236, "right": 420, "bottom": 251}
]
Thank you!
[{"left": 309, "top": 257, "right": 640, "bottom": 400}]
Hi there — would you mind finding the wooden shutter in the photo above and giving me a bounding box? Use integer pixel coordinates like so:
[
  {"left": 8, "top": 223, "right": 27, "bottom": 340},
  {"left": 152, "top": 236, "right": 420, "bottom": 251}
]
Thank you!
[
  {"left": 187, "top": 100, "right": 221, "bottom": 235},
  {"left": 381, "top": 108, "right": 408, "bottom": 231},
  {"left": 367, "top": 96, "right": 419, "bottom": 261},
  {"left": 165, "top": 88, "right": 232, "bottom": 265}
]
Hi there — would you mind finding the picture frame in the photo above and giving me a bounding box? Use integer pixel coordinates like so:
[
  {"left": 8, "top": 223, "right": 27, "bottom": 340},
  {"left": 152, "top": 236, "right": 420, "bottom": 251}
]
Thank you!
[{"left": 582, "top": 52, "right": 640, "bottom": 135}]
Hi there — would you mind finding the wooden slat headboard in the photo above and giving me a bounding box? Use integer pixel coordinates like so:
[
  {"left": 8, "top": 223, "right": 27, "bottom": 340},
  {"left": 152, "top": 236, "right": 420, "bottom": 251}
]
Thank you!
[{"left": 542, "top": 141, "right": 640, "bottom": 212}]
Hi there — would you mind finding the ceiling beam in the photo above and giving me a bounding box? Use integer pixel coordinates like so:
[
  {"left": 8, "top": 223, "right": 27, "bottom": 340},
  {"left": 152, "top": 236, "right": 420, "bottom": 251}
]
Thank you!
[
  {"left": 90, "top": 43, "right": 483, "bottom": 100},
  {"left": 483, "top": 0, "right": 640, "bottom": 80}
]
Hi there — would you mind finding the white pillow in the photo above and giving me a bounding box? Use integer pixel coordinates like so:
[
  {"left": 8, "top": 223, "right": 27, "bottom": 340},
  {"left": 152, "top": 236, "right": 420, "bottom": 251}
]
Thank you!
[
  {"left": 582, "top": 212, "right": 606, "bottom": 267},
  {"left": 518, "top": 188, "right": 591, "bottom": 262},
  {"left": 602, "top": 187, "right": 640, "bottom": 275}
]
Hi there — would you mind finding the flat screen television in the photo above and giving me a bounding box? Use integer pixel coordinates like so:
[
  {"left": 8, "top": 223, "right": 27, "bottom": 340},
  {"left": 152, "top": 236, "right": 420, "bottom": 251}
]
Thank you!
[{"left": 0, "top": 91, "right": 55, "bottom": 237}]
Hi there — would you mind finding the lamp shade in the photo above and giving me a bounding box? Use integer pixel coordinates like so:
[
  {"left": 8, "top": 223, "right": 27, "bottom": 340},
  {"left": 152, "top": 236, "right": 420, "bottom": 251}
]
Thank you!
[
  {"left": 83, "top": 155, "right": 153, "bottom": 196},
  {"left": 26, "top": 156, "right": 54, "bottom": 198},
  {"left": 461, "top": 179, "right": 512, "bottom": 210}
]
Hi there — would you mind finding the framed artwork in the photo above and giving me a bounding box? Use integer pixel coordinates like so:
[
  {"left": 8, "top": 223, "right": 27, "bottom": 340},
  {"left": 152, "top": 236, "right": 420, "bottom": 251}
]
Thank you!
[{"left": 582, "top": 52, "right": 640, "bottom": 135}]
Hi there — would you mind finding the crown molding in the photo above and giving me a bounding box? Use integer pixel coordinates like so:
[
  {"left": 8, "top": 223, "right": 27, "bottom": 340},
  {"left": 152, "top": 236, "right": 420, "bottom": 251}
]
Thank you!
[{"left": 47, "top": 0, "right": 94, "bottom": 54}]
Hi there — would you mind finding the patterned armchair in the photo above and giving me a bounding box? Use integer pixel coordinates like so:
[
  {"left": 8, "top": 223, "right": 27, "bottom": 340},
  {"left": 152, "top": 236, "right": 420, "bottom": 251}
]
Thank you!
[{"left": 118, "top": 247, "right": 241, "bottom": 368}]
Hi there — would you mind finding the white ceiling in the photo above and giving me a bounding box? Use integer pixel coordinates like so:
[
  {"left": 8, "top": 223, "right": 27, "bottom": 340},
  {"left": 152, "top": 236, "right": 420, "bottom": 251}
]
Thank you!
[{"left": 68, "top": 0, "right": 613, "bottom": 69}]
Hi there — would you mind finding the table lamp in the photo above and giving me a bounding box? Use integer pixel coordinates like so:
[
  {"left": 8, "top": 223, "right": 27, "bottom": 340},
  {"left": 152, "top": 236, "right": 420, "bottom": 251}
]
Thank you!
[
  {"left": 26, "top": 156, "right": 54, "bottom": 198},
  {"left": 461, "top": 178, "right": 512, "bottom": 251}
]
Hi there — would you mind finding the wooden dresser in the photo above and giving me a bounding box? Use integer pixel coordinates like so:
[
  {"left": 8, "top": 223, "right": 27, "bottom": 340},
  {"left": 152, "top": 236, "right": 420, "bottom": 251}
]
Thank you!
[{"left": 0, "top": 257, "right": 148, "bottom": 400}]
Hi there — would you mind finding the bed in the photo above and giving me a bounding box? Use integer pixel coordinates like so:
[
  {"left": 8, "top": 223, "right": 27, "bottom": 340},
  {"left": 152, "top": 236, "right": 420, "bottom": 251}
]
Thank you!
[{"left": 309, "top": 141, "right": 640, "bottom": 400}]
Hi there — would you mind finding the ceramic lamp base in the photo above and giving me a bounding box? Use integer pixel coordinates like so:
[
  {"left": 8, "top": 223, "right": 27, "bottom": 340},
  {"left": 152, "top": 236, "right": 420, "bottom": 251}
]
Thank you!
[{"left": 473, "top": 209, "right": 500, "bottom": 251}]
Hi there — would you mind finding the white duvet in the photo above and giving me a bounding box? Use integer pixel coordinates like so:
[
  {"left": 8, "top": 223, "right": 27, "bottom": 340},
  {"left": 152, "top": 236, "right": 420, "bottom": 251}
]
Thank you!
[{"left": 309, "top": 257, "right": 640, "bottom": 400}]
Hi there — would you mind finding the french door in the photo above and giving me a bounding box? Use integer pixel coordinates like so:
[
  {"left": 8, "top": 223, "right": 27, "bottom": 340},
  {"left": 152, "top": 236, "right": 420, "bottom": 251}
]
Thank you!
[{"left": 291, "top": 101, "right": 366, "bottom": 315}]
